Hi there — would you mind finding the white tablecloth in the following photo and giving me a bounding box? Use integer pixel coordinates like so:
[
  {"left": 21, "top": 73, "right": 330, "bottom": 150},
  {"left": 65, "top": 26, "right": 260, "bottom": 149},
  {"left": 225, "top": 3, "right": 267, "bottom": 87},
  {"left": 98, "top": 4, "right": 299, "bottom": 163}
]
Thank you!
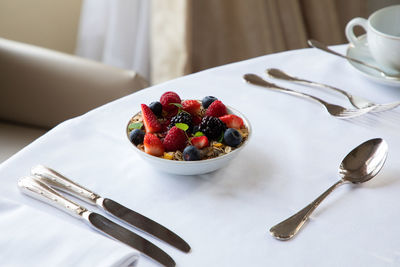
[{"left": 2, "top": 45, "right": 400, "bottom": 266}]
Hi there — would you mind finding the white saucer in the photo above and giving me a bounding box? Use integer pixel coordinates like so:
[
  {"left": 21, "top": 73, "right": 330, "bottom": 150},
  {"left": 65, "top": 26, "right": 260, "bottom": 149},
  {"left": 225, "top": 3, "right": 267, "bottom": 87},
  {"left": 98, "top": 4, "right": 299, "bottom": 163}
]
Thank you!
[{"left": 346, "top": 35, "right": 400, "bottom": 87}]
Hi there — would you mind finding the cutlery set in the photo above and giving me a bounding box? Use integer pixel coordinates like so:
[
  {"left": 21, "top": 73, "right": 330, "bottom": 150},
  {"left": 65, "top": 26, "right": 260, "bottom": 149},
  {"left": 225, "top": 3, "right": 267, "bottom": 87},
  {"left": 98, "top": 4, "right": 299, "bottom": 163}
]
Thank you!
[
  {"left": 243, "top": 74, "right": 375, "bottom": 118},
  {"left": 244, "top": 39, "right": 400, "bottom": 118},
  {"left": 19, "top": 165, "right": 189, "bottom": 267},
  {"left": 242, "top": 41, "right": 392, "bottom": 240}
]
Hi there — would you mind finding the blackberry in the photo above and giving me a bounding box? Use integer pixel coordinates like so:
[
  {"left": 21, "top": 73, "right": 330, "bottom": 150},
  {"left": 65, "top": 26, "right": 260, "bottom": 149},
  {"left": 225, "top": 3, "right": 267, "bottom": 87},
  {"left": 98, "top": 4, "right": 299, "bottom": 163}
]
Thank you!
[
  {"left": 169, "top": 112, "right": 193, "bottom": 132},
  {"left": 198, "top": 116, "right": 226, "bottom": 140}
]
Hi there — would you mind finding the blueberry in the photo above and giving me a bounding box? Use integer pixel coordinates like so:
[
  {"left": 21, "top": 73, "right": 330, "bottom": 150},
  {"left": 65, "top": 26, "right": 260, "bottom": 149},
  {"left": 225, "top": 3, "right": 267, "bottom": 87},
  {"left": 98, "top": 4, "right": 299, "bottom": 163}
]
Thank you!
[
  {"left": 129, "top": 129, "right": 145, "bottom": 145},
  {"left": 183, "top": 145, "right": 201, "bottom": 161},
  {"left": 223, "top": 128, "right": 242, "bottom": 147},
  {"left": 202, "top": 96, "right": 217, "bottom": 109},
  {"left": 149, "top": 101, "right": 162, "bottom": 116}
]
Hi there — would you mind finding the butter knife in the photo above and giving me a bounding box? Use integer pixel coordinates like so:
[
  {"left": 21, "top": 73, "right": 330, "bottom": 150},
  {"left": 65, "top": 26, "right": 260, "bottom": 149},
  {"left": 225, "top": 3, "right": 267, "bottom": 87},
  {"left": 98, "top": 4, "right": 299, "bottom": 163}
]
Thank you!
[
  {"left": 31, "top": 165, "right": 191, "bottom": 253},
  {"left": 18, "top": 176, "right": 175, "bottom": 267}
]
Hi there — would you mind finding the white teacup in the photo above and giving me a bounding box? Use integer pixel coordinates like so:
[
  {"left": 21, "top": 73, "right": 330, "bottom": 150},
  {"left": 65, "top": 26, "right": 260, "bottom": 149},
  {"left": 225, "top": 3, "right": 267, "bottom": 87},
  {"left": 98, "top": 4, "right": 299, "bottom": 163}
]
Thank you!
[{"left": 345, "top": 5, "right": 400, "bottom": 72}]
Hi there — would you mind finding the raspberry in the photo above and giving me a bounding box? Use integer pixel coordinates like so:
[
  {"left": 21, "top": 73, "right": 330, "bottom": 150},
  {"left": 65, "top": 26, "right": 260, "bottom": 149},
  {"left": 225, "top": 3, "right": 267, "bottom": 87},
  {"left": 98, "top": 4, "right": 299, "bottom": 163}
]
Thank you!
[
  {"left": 205, "top": 100, "right": 227, "bottom": 117},
  {"left": 192, "top": 115, "right": 202, "bottom": 126},
  {"left": 163, "top": 126, "right": 188, "bottom": 151},
  {"left": 160, "top": 91, "right": 181, "bottom": 113},
  {"left": 198, "top": 116, "right": 226, "bottom": 140},
  {"left": 160, "top": 118, "right": 171, "bottom": 133}
]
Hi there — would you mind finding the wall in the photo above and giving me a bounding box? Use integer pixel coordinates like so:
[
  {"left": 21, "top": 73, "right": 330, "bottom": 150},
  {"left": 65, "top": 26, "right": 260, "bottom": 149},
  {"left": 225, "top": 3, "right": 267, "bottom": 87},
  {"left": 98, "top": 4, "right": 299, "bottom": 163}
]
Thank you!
[
  {"left": 368, "top": 0, "right": 400, "bottom": 13},
  {"left": 0, "top": 0, "right": 399, "bottom": 56},
  {"left": 0, "top": 0, "right": 82, "bottom": 54}
]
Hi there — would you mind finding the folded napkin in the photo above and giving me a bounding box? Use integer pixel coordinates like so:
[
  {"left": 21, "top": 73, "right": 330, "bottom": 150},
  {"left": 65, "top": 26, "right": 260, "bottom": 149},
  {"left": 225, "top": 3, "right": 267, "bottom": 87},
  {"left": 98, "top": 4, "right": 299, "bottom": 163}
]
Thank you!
[{"left": 0, "top": 197, "right": 138, "bottom": 267}]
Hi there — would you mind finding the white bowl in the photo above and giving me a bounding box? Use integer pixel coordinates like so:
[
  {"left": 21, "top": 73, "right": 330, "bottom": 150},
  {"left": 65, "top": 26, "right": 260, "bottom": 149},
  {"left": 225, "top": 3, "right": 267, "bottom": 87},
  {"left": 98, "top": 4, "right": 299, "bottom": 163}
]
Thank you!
[{"left": 126, "top": 106, "right": 252, "bottom": 175}]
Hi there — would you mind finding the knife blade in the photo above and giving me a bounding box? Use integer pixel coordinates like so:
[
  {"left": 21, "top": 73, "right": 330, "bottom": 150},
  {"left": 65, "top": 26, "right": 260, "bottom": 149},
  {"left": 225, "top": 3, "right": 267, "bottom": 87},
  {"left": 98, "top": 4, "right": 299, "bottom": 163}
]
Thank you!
[
  {"left": 31, "top": 165, "right": 191, "bottom": 253},
  {"left": 18, "top": 176, "right": 175, "bottom": 267}
]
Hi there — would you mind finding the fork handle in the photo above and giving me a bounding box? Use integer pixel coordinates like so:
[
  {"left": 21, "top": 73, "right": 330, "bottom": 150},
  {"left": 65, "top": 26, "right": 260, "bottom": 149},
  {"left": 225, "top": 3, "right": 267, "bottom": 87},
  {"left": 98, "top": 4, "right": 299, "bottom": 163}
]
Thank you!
[
  {"left": 266, "top": 68, "right": 352, "bottom": 99},
  {"left": 31, "top": 165, "right": 101, "bottom": 206},
  {"left": 244, "top": 74, "right": 329, "bottom": 107}
]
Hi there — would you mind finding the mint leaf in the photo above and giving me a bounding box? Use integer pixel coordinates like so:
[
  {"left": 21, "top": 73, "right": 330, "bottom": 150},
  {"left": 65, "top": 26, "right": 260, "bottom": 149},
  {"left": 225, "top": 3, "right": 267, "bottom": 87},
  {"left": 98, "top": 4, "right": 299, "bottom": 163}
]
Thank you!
[
  {"left": 169, "top": 103, "right": 182, "bottom": 108},
  {"left": 194, "top": 131, "right": 204, "bottom": 137},
  {"left": 128, "top": 122, "right": 143, "bottom": 130},
  {"left": 175, "top": 123, "right": 189, "bottom": 131},
  {"left": 218, "top": 131, "right": 224, "bottom": 143}
]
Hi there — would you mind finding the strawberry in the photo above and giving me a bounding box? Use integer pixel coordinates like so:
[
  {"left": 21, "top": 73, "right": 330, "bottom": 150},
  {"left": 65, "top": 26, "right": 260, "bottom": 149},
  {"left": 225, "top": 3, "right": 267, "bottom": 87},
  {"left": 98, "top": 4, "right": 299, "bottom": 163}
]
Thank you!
[
  {"left": 205, "top": 100, "right": 227, "bottom": 117},
  {"left": 163, "top": 126, "right": 187, "bottom": 151},
  {"left": 160, "top": 91, "right": 181, "bottom": 113},
  {"left": 191, "top": 136, "right": 209, "bottom": 149},
  {"left": 143, "top": 133, "right": 164, "bottom": 156},
  {"left": 219, "top": 114, "right": 244, "bottom": 129},
  {"left": 182, "top": 100, "right": 201, "bottom": 115},
  {"left": 141, "top": 104, "right": 162, "bottom": 133}
]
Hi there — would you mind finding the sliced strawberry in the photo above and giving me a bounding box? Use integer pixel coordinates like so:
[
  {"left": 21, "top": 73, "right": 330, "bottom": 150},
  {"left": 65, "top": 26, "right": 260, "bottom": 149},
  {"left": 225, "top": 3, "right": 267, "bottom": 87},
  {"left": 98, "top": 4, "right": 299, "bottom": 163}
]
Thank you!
[
  {"left": 205, "top": 100, "right": 227, "bottom": 117},
  {"left": 191, "top": 136, "right": 209, "bottom": 149},
  {"left": 219, "top": 114, "right": 244, "bottom": 129},
  {"left": 182, "top": 100, "right": 201, "bottom": 116},
  {"left": 141, "top": 104, "right": 162, "bottom": 133},
  {"left": 160, "top": 91, "right": 181, "bottom": 112},
  {"left": 163, "top": 126, "right": 187, "bottom": 151},
  {"left": 143, "top": 133, "right": 164, "bottom": 156}
]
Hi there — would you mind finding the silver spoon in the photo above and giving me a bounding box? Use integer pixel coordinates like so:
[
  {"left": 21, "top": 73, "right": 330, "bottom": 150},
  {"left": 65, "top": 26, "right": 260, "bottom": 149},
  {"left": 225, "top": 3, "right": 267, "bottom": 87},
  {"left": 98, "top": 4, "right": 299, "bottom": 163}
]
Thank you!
[
  {"left": 270, "top": 138, "right": 388, "bottom": 240},
  {"left": 308, "top": 39, "right": 400, "bottom": 80},
  {"left": 266, "top": 68, "right": 400, "bottom": 112}
]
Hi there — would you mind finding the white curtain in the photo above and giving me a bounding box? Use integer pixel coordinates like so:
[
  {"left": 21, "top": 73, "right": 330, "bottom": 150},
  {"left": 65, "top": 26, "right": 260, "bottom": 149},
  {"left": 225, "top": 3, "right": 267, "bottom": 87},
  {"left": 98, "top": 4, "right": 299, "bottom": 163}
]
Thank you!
[{"left": 75, "top": 0, "right": 150, "bottom": 81}]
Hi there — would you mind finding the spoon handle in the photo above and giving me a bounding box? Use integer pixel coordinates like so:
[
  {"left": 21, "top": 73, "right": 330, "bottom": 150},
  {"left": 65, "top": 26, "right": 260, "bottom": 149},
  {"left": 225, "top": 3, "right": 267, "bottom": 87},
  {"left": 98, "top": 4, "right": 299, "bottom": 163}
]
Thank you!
[
  {"left": 307, "top": 39, "right": 384, "bottom": 73},
  {"left": 270, "top": 179, "right": 345, "bottom": 240}
]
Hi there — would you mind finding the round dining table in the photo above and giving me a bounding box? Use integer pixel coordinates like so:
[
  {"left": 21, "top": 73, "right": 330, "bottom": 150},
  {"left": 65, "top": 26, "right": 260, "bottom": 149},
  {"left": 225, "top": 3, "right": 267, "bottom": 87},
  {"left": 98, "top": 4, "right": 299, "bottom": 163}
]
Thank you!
[{"left": 1, "top": 44, "right": 400, "bottom": 267}]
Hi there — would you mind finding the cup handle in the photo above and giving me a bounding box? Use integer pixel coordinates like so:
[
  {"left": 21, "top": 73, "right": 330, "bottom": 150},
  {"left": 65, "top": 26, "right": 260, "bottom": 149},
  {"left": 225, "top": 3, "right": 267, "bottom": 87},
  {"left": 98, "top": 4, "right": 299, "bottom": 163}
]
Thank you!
[{"left": 345, "top": 17, "right": 368, "bottom": 47}]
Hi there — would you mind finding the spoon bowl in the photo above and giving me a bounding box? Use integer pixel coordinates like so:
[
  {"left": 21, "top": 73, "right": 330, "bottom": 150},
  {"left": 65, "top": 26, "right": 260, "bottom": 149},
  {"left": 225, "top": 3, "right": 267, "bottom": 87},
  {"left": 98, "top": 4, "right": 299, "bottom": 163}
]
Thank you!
[
  {"left": 269, "top": 138, "right": 388, "bottom": 240},
  {"left": 340, "top": 138, "right": 388, "bottom": 183}
]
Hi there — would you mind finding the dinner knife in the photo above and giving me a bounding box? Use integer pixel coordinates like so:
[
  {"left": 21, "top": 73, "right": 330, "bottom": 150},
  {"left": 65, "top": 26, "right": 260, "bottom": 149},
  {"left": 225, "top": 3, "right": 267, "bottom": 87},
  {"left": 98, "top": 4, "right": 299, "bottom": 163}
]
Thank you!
[
  {"left": 18, "top": 176, "right": 175, "bottom": 267},
  {"left": 31, "top": 165, "right": 191, "bottom": 253}
]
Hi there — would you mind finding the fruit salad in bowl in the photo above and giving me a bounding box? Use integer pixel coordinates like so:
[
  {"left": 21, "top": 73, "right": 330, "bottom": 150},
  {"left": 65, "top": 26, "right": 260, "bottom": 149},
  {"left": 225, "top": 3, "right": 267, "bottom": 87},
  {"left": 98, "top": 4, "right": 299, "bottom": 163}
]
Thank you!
[{"left": 126, "top": 91, "right": 251, "bottom": 175}]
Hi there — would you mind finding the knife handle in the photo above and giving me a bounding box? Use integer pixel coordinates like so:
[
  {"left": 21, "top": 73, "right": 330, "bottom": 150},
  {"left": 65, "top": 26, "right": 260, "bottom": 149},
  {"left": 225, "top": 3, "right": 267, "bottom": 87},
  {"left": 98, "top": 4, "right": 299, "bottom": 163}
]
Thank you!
[
  {"left": 31, "top": 165, "right": 101, "bottom": 205},
  {"left": 18, "top": 176, "right": 88, "bottom": 219}
]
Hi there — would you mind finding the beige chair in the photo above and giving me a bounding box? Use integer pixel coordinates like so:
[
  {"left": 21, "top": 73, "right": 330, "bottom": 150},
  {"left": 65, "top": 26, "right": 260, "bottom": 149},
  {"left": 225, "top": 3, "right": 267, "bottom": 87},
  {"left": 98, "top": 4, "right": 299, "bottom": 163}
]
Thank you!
[{"left": 0, "top": 38, "right": 149, "bottom": 162}]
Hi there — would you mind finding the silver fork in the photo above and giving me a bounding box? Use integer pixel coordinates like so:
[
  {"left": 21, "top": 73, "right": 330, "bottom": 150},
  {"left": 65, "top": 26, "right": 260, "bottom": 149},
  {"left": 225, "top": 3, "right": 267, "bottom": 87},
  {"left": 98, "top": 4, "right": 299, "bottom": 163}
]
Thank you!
[
  {"left": 266, "top": 68, "right": 400, "bottom": 113},
  {"left": 243, "top": 74, "right": 374, "bottom": 118}
]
